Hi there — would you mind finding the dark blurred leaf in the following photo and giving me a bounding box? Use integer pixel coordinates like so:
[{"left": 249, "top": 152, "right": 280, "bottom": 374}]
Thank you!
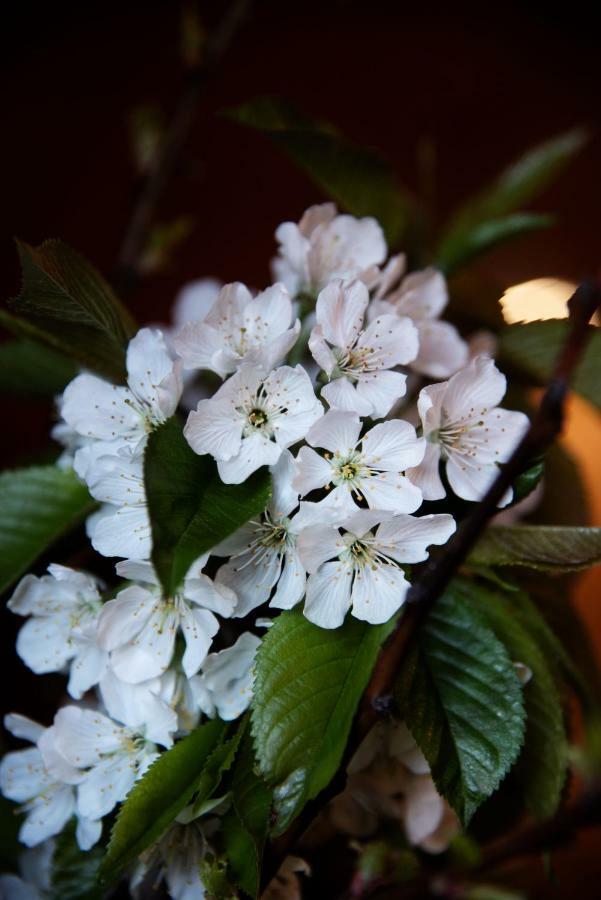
[
  {"left": 0, "top": 797, "right": 21, "bottom": 874},
  {"left": 446, "top": 128, "right": 588, "bottom": 230},
  {"left": 0, "top": 339, "right": 76, "bottom": 397},
  {"left": 0, "top": 466, "right": 95, "bottom": 594},
  {"left": 437, "top": 213, "right": 554, "bottom": 275},
  {"left": 396, "top": 585, "right": 525, "bottom": 825},
  {"left": 5, "top": 239, "right": 135, "bottom": 382},
  {"left": 531, "top": 443, "right": 590, "bottom": 527},
  {"left": 50, "top": 820, "right": 104, "bottom": 900},
  {"left": 469, "top": 525, "right": 601, "bottom": 572},
  {"left": 144, "top": 417, "right": 272, "bottom": 594},
  {"left": 500, "top": 319, "right": 600, "bottom": 411},
  {"left": 226, "top": 96, "right": 414, "bottom": 246},
  {"left": 458, "top": 580, "right": 568, "bottom": 818},
  {"left": 222, "top": 733, "right": 272, "bottom": 898}
]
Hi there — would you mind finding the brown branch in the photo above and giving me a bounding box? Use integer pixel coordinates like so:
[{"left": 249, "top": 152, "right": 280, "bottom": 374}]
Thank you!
[
  {"left": 260, "top": 277, "right": 601, "bottom": 893},
  {"left": 114, "top": 0, "right": 252, "bottom": 294}
]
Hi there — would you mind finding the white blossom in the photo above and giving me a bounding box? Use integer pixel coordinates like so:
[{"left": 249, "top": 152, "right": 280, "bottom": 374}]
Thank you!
[
  {"left": 61, "top": 327, "right": 182, "bottom": 459},
  {"left": 293, "top": 410, "right": 425, "bottom": 514},
  {"left": 8, "top": 565, "right": 107, "bottom": 699},
  {"left": 0, "top": 715, "right": 100, "bottom": 850},
  {"left": 43, "top": 706, "right": 159, "bottom": 822},
  {"left": 214, "top": 451, "right": 307, "bottom": 616},
  {"left": 407, "top": 357, "right": 529, "bottom": 505},
  {"left": 130, "top": 820, "right": 211, "bottom": 900},
  {"left": 297, "top": 509, "right": 455, "bottom": 628},
  {"left": 309, "top": 280, "right": 418, "bottom": 418},
  {"left": 171, "top": 278, "right": 222, "bottom": 330},
  {"left": 192, "top": 632, "right": 261, "bottom": 721},
  {"left": 84, "top": 449, "right": 152, "bottom": 560},
  {"left": 173, "top": 282, "right": 300, "bottom": 378},
  {"left": 370, "top": 267, "right": 468, "bottom": 379},
  {"left": 97, "top": 558, "right": 235, "bottom": 684},
  {"left": 272, "top": 203, "right": 387, "bottom": 297},
  {"left": 184, "top": 364, "right": 323, "bottom": 484}
]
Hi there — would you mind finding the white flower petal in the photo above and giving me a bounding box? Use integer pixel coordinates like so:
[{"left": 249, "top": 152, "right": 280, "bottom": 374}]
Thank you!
[
  {"left": 270, "top": 551, "right": 306, "bottom": 610},
  {"left": 77, "top": 755, "right": 137, "bottom": 821},
  {"left": 99, "top": 669, "right": 177, "bottom": 747},
  {"left": 20, "top": 785, "right": 75, "bottom": 848},
  {"left": 126, "top": 328, "right": 182, "bottom": 420},
  {"left": 15, "top": 615, "right": 73, "bottom": 675},
  {"left": 443, "top": 357, "right": 507, "bottom": 420},
  {"left": 217, "top": 432, "right": 281, "bottom": 484},
  {"left": 53, "top": 707, "right": 124, "bottom": 768},
  {"left": 97, "top": 587, "right": 156, "bottom": 651},
  {"left": 351, "top": 564, "right": 409, "bottom": 624},
  {"left": 292, "top": 446, "right": 332, "bottom": 496},
  {"left": 269, "top": 449, "right": 299, "bottom": 519},
  {"left": 412, "top": 319, "right": 468, "bottom": 378},
  {"left": 296, "top": 524, "right": 345, "bottom": 574},
  {"left": 3, "top": 714, "right": 44, "bottom": 744},
  {"left": 406, "top": 442, "right": 445, "bottom": 501},
  {"left": 217, "top": 547, "right": 282, "bottom": 618},
  {"left": 304, "top": 562, "right": 353, "bottom": 629},
  {"left": 109, "top": 604, "right": 179, "bottom": 683},
  {"left": 360, "top": 472, "right": 423, "bottom": 514},
  {"left": 0, "top": 748, "right": 50, "bottom": 803},
  {"left": 374, "top": 514, "right": 456, "bottom": 564},
  {"left": 322, "top": 376, "right": 373, "bottom": 416},
  {"left": 76, "top": 816, "right": 102, "bottom": 851},
  {"left": 67, "top": 643, "right": 108, "bottom": 700},
  {"left": 306, "top": 409, "right": 362, "bottom": 454},
  {"left": 180, "top": 607, "right": 219, "bottom": 677},
  {"left": 61, "top": 374, "right": 139, "bottom": 442},
  {"left": 315, "top": 280, "right": 368, "bottom": 349},
  {"left": 184, "top": 397, "right": 243, "bottom": 461},
  {"left": 90, "top": 503, "right": 152, "bottom": 560},
  {"left": 394, "top": 268, "right": 448, "bottom": 320},
  {"left": 361, "top": 420, "right": 425, "bottom": 472},
  {"left": 354, "top": 369, "right": 407, "bottom": 418},
  {"left": 357, "top": 314, "right": 418, "bottom": 367}
]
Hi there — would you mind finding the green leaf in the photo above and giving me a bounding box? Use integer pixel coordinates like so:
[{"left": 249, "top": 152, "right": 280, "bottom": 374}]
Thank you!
[
  {"left": 5, "top": 239, "right": 136, "bottom": 382},
  {"left": 437, "top": 212, "right": 554, "bottom": 275},
  {"left": 100, "top": 718, "right": 227, "bottom": 884},
  {"left": 222, "top": 733, "right": 273, "bottom": 898},
  {"left": 0, "top": 339, "right": 77, "bottom": 397},
  {"left": 469, "top": 525, "right": 601, "bottom": 572},
  {"left": 457, "top": 580, "right": 568, "bottom": 818},
  {"left": 499, "top": 319, "right": 600, "bottom": 411},
  {"left": 448, "top": 128, "right": 588, "bottom": 229},
  {"left": 0, "top": 466, "right": 95, "bottom": 594},
  {"left": 226, "top": 97, "right": 413, "bottom": 247},
  {"left": 144, "top": 417, "right": 272, "bottom": 594},
  {"left": 50, "top": 820, "right": 105, "bottom": 900},
  {"left": 395, "top": 586, "right": 525, "bottom": 825},
  {"left": 251, "top": 607, "right": 396, "bottom": 834}
]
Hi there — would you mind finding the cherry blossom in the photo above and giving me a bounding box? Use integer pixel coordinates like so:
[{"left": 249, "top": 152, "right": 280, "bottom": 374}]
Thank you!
[
  {"left": 173, "top": 282, "right": 300, "bottom": 378},
  {"left": 61, "top": 327, "right": 182, "bottom": 458},
  {"left": 130, "top": 819, "right": 212, "bottom": 900},
  {"left": 43, "top": 706, "right": 159, "bottom": 822},
  {"left": 297, "top": 509, "right": 455, "bottom": 628},
  {"left": 407, "top": 356, "right": 529, "bottom": 505},
  {"left": 370, "top": 267, "right": 468, "bottom": 379},
  {"left": 8, "top": 565, "right": 107, "bottom": 699},
  {"left": 184, "top": 364, "right": 323, "bottom": 483},
  {"left": 0, "top": 714, "right": 100, "bottom": 850},
  {"left": 272, "top": 203, "right": 387, "bottom": 297},
  {"left": 309, "top": 280, "right": 418, "bottom": 418},
  {"left": 191, "top": 632, "right": 261, "bottom": 721},
  {"left": 97, "top": 558, "right": 235, "bottom": 683},
  {"left": 293, "top": 410, "right": 425, "bottom": 514},
  {"left": 214, "top": 450, "right": 308, "bottom": 616}
]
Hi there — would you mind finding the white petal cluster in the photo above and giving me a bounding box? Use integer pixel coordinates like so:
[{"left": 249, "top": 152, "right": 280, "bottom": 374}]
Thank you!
[{"left": 4, "top": 203, "right": 531, "bottom": 895}]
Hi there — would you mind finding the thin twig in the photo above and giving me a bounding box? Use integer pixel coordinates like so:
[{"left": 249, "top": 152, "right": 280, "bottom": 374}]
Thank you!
[
  {"left": 260, "top": 277, "right": 601, "bottom": 892},
  {"left": 114, "top": 0, "right": 251, "bottom": 294}
]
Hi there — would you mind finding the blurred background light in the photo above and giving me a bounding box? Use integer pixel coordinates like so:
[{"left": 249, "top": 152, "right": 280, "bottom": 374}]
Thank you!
[{"left": 501, "top": 277, "right": 577, "bottom": 323}]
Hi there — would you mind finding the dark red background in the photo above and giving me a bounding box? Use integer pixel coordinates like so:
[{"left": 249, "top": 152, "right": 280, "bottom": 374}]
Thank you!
[{"left": 1, "top": 1, "right": 600, "bottom": 894}]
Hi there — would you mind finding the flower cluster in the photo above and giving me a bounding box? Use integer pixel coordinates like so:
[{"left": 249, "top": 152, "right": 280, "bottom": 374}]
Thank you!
[{"left": 3, "top": 204, "right": 528, "bottom": 898}]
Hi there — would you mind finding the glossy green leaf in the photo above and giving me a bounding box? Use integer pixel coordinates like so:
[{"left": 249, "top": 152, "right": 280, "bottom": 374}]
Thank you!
[
  {"left": 222, "top": 733, "right": 273, "bottom": 897},
  {"left": 500, "top": 319, "right": 600, "bottom": 411},
  {"left": 251, "top": 607, "right": 396, "bottom": 835},
  {"left": 0, "top": 466, "right": 95, "bottom": 594},
  {"left": 395, "top": 586, "right": 525, "bottom": 825},
  {"left": 100, "top": 719, "right": 227, "bottom": 884},
  {"left": 5, "top": 239, "right": 135, "bottom": 382},
  {"left": 457, "top": 580, "right": 568, "bottom": 818},
  {"left": 0, "top": 339, "right": 76, "bottom": 397},
  {"left": 226, "top": 96, "right": 413, "bottom": 247},
  {"left": 144, "top": 417, "right": 272, "bottom": 594},
  {"left": 437, "top": 212, "right": 554, "bottom": 275},
  {"left": 469, "top": 525, "right": 601, "bottom": 572}
]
